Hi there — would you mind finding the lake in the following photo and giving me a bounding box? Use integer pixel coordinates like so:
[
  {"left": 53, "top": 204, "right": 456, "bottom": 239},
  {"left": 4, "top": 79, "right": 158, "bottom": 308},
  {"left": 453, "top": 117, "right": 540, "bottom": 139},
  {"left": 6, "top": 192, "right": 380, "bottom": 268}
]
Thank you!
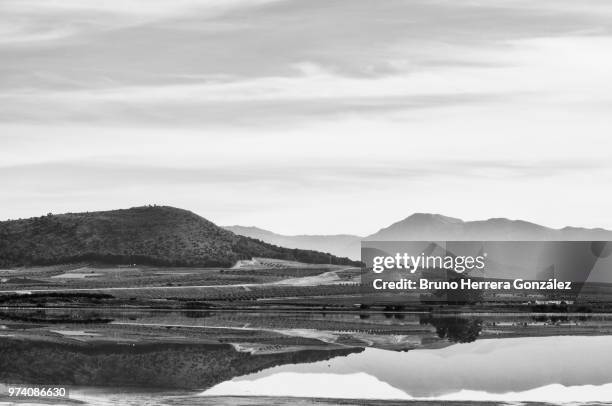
[{"left": 1, "top": 309, "right": 612, "bottom": 405}]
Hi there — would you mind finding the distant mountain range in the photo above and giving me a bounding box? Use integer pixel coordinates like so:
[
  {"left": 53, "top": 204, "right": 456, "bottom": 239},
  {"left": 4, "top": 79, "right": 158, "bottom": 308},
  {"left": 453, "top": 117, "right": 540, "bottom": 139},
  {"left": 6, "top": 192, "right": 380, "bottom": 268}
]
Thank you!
[
  {"left": 0, "top": 206, "right": 359, "bottom": 268},
  {"left": 227, "top": 213, "right": 612, "bottom": 260},
  {"left": 224, "top": 226, "right": 361, "bottom": 260}
]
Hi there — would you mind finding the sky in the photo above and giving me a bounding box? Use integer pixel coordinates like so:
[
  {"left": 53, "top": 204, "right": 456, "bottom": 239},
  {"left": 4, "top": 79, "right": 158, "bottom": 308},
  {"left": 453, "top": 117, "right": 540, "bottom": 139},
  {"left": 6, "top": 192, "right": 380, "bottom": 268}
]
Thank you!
[{"left": 1, "top": 0, "right": 612, "bottom": 235}]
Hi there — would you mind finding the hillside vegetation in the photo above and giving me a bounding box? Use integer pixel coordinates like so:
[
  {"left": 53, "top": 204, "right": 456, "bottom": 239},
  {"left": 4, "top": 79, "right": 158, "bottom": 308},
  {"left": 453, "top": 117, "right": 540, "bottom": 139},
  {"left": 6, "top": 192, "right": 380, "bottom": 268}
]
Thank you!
[{"left": 0, "top": 206, "right": 359, "bottom": 268}]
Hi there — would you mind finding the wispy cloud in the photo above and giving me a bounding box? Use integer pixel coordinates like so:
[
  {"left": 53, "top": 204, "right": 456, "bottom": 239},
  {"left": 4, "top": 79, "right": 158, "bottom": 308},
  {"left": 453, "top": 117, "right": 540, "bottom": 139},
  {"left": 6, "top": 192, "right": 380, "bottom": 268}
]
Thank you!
[
  {"left": 1, "top": 36, "right": 611, "bottom": 124},
  {"left": 0, "top": 0, "right": 284, "bottom": 44}
]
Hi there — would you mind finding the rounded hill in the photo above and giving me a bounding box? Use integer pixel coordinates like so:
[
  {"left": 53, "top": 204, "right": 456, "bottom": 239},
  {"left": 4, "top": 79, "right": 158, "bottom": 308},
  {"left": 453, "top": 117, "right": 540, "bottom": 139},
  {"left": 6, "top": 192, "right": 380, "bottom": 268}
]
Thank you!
[{"left": 0, "top": 206, "right": 359, "bottom": 268}]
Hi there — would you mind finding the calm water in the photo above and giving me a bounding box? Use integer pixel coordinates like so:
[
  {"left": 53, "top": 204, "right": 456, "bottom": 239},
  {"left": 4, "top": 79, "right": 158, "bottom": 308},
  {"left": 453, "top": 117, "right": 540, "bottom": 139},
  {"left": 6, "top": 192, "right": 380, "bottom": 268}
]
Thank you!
[
  {"left": 2, "top": 309, "right": 612, "bottom": 405},
  {"left": 202, "top": 335, "right": 612, "bottom": 402}
]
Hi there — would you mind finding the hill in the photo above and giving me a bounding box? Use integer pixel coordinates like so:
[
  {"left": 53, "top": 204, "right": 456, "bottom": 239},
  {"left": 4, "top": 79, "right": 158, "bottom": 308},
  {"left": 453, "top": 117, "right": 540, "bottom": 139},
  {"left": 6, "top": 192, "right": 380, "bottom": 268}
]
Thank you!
[
  {"left": 365, "top": 213, "right": 612, "bottom": 240},
  {"left": 0, "top": 206, "right": 359, "bottom": 268},
  {"left": 224, "top": 226, "right": 361, "bottom": 260}
]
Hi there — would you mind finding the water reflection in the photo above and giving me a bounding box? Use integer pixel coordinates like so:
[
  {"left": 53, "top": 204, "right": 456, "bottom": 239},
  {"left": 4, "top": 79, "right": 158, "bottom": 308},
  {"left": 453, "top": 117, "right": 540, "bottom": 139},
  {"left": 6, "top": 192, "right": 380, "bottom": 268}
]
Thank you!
[
  {"left": 203, "top": 335, "right": 612, "bottom": 401},
  {"left": 0, "top": 308, "right": 112, "bottom": 323},
  {"left": 3, "top": 308, "right": 612, "bottom": 404},
  {"left": 420, "top": 316, "right": 482, "bottom": 343},
  {"left": 0, "top": 338, "right": 359, "bottom": 390}
]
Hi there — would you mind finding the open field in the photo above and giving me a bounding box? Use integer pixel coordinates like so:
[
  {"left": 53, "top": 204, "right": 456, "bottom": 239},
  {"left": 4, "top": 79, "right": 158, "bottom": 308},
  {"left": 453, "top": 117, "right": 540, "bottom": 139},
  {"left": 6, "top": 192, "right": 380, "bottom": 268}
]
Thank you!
[
  {"left": 3, "top": 258, "right": 612, "bottom": 316},
  {"left": 0, "top": 259, "right": 351, "bottom": 291}
]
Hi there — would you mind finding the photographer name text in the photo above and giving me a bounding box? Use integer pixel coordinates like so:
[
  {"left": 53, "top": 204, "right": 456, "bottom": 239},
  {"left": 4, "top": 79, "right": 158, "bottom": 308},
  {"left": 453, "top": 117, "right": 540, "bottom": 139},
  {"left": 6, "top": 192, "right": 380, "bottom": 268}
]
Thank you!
[{"left": 372, "top": 278, "right": 572, "bottom": 291}]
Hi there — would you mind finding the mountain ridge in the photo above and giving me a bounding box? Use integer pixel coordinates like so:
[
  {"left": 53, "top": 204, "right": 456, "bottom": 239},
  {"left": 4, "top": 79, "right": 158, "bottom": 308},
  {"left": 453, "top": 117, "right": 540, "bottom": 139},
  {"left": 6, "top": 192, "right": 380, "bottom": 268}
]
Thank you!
[
  {"left": 223, "top": 225, "right": 361, "bottom": 260},
  {"left": 228, "top": 213, "right": 612, "bottom": 259},
  {"left": 367, "top": 213, "right": 612, "bottom": 241}
]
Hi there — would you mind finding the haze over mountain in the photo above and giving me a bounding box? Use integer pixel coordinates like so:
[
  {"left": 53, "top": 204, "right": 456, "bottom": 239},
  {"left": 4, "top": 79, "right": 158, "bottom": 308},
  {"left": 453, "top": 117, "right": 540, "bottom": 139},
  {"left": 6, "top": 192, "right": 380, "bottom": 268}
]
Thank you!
[
  {"left": 0, "top": 206, "right": 358, "bottom": 268},
  {"left": 368, "top": 213, "right": 612, "bottom": 241},
  {"left": 228, "top": 214, "right": 612, "bottom": 260},
  {"left": 223, "top": 226, "right": 361, "bottom": 261}
]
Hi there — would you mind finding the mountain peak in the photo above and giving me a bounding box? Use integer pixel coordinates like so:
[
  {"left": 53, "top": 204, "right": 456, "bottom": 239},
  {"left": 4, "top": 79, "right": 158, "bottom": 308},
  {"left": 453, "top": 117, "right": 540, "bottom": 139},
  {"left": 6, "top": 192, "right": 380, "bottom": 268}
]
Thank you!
[
  {"left": 403, "top": 213, "right": 463, "bottom": 224},
  {"left": 366, "top": 213, "right": 464, "bottom": 241}
]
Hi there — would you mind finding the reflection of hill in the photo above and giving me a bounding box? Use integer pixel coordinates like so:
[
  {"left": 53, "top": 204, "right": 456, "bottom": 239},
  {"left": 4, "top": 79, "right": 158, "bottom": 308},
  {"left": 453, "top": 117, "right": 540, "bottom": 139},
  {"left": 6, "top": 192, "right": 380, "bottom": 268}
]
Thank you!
[{"left": 0, "top": 339, "right": 360, "bottom": 389}]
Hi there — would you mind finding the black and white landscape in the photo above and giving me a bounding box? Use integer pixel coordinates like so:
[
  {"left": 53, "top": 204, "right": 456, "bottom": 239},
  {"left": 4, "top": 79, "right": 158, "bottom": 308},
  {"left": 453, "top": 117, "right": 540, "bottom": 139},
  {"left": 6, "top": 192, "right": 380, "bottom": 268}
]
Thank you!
[
  {"left": 2, "top": 0, "right": 612, "bottom": 405},
  {"left": 2, "top": 206, "right": 612, "bottom": 405},
  {"left": 227, "top": 213, "right": 612, "bottom": 260}
]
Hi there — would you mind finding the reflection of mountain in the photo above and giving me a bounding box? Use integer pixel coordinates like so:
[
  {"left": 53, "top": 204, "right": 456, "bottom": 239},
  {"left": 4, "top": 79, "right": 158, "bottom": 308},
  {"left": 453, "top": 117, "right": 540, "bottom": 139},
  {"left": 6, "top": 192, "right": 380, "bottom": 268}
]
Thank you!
[
  {"left": 0, "top": 338, "right": 360, "bottom": 389},
  {"left": 209, "top": 336, "right": 612, "bottom": 399},
  {"left": 228, "top": 214, "right": 612, "bottom": 260}
]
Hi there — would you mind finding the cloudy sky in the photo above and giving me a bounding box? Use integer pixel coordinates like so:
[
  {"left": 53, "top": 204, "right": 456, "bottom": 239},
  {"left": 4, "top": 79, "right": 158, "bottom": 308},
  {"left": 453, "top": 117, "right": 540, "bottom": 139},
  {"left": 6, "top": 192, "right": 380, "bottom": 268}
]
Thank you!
[{"left": 1, "top": 0, "right": 612, "bottom": 235}]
